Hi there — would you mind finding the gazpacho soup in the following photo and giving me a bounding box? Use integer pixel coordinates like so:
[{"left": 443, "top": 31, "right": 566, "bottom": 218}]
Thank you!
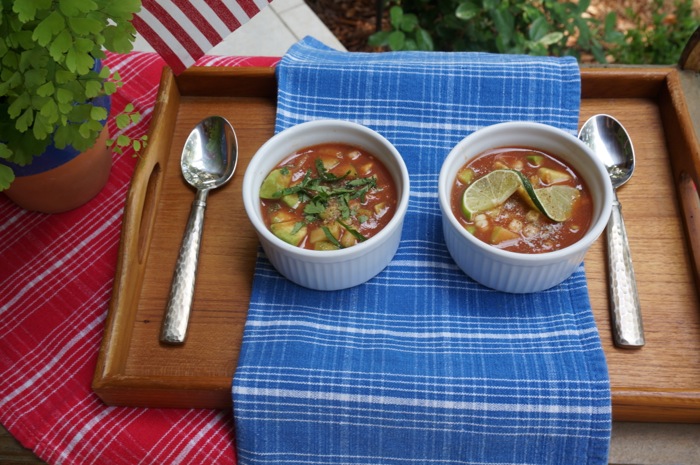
[
  {"left": 259, "top": 143, "right": 397, "bottom": 250},
  {"left": 450, "top": 147, "right": 593, "bottom": 253}
]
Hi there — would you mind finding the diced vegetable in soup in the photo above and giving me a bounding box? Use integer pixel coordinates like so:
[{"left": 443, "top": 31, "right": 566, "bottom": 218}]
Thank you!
[
  {"left": 450, "top": 147, "right": 593, "bottom": 253},
  {"left": 260, "top": 143, "right": 397, "bottom": 250}
]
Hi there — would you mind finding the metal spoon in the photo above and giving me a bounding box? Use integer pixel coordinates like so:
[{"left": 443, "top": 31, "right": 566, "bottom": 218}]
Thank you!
[
  {"left": 579, "top": 114, "right": 644, "bottom": 348},
  {"left": 160, "top": 116, "right": 238, "bottom": 344}
]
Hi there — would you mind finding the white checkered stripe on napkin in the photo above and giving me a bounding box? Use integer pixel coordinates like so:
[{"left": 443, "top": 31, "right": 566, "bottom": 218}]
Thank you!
[{"left": 233, "top": 37, "right": 611, "bottom": 465}]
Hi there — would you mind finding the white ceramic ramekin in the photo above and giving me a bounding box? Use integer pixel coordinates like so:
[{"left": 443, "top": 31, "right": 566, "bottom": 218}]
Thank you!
[
  {"left": 243, "top": 119, "right": 410, "bottom": 291},
  {"left": 438, "top": 122, "right": 613, "bottom": 293}
]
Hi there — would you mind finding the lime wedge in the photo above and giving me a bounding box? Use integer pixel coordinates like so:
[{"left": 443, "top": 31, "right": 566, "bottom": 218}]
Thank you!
[
  {"left": 461, "top": 169, "right": 521, "bottom": 220},
  {"left": 531, "top": 185, "right": 580, "bottom": 222},
  {"left": 509, "top": 169, "right": 580, "bottom": 222}
]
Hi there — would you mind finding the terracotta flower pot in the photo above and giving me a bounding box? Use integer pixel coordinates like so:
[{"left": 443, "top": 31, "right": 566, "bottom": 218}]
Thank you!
[{"left": 2, "top": 95, "right": 112, "bottom": 214}]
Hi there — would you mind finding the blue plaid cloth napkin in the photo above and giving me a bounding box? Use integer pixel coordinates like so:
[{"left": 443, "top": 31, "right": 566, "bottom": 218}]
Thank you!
[{"left": 233, "top": 36, "right": 611, "bottom": 465}]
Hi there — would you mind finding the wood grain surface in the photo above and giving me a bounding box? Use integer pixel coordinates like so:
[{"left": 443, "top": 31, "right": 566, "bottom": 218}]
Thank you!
[{"left": 92, "top": 66, "right": 700, "bottom": 422}]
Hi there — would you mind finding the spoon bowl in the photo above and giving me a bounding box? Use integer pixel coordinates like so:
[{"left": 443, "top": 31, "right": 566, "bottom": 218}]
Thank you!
[
  {"left": 160, "top": 116, "right": 238, "bottom": 344},
  {"left": 578, "top": 114, "right": 635, "bottom": 188},
  {"left": 579, "top": 114, "right": 644, "bottom": 348},
  {"left": 181, "top": 117, "right": 237, "bottom": 189}
]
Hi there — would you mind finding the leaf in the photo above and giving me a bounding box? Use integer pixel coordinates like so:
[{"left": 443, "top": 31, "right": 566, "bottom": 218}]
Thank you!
[
  {"left": 8, "top": 92, "right": 30, "bottom": 118},
  {"left": 98, "top": 66, "right": 111, "bottom": 79},
  {"left": 24, "top": 69, "right": 46, "bottom": 89},
  {"left": 0, "top": 164, "right": 16, "bottom": 191},
  {"left": 85, "top": 79, "right": 102, "bottom": 98},
  {"left": 103, "top": 25, "right": 135, "bottom": 53},
  {"left": 604, "top": 12, "right": 618, "bottom": 34},
  {"left": 103, "top": 81, "right": 117, "bottom": 95},
  {"left": 116, "top": 134, "right": 130, "bottom": 147},
  {"left": 389, "top": 6, "right": 403, "bottom": 28},
  {"left": 67, "top": 17, "right": 102, "bottom": 35},
  {"left": 12, "top": 0, "right": 51, "bottom": 22},
  {"left": 56, "top": 88, "right": 73, "bottom": 104},
  {"left": 368, "top": 29, "right": 390, "bottom": 45},
  {"left": 400, "top": 14, "right": 418, "bottom": 33},
  {"left": 49, "top": 29, "right": 73, "bottom": 61},
  {"left": 574, "top": 17, "right": 591, "bottom": 45},
  {"left": 79, "top": 122, "right": 93, "bottom": 138},
  {"left": 39, "top": 99, "right": 58, "bottom": 122},
  {"left": 36, "top": 81, "right": 55, "bottom": 97},
  {"left": 416, "top": 29, "right": 434, "bottom": 51},
  {"left": 2, "top": 50, "right": 19, "bottom": 69},
  {"left": 388, "top": 30, "right": 406, "bottom": 50},
  {"left": 32, "top": 11, "right": 66, "bottom": 47},
  {"left": 489, "top": 9, "right": 514, "bottom": 45},
  {"left": 90, "top": 106, "right": 108, "bottom": 122},
  {"left": 455, "top": 2, "right": 480, "bottom": 21},
  {"left": 32, "top": 113, "right": 54, "bottom": 140},
  {"left": 65, "top": 48, "right": 94, "bottom": 74},
  {"left": 528, "top": 16, "right": 549, "bottom": 41},
  {"left": 0, "top": 71, "right": 22, "bottom": 96},
  {"left": 0, "top": 143, "right": 13, "bottom": 161},
  {"left": 53, "top": 125, "right": 73, "bottom": 148},
  {"left": 102, "top": 0, "right": 139, "bottom": 17},
  {"left": 74, "top": 37, "right": 96, "bottom": 53},
  {"left": 115, "top": 113, "right": 130, "bottom": 129},
  {"left": 59, "top": 0, "right": 98, "bottom": 15},
  {"left": 16, "top": 108, "right": 34, "bottom": 133},
  {"left": 538, "top": 32, "right": 564, "bottom": 46}
]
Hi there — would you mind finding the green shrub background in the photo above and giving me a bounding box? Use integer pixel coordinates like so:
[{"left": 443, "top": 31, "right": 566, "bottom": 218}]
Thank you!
[{"left": 369, "top": 0, "right": 699, "bottom": 64}]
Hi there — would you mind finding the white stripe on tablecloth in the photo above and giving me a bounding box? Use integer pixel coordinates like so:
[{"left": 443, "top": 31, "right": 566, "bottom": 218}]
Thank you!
[{"left": 136, "top": 7, "right": 194, "bottom": 68}]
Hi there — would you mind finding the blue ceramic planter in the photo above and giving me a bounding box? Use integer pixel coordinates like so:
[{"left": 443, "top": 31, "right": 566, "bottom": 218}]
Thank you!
[{"left": 2, "top": 94, "right": 112, "bottom": 177}]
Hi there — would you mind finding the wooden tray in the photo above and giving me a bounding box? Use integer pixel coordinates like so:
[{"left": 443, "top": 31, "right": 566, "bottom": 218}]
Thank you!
[{"left": 93, "top": 65, "right": 700, "bottom": 422}]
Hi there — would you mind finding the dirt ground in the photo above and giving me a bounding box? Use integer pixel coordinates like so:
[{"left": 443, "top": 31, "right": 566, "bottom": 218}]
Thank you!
[{"left": 304, "top": 0, "right": 699, "bottom": 60}]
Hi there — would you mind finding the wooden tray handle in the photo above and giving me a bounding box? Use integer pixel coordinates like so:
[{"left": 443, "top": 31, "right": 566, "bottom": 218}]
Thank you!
[
  {"left": 680, "top": 26, "right": 700, "bottom": 72},
  {"left": 679, "top": 171, "right": 700, "bottom": 289},
  {"left": 126, "top": 68, "right": 180, "bottom": 266}
]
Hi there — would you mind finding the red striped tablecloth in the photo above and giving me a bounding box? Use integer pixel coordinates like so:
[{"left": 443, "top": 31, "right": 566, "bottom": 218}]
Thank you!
[
  {"left": 0, "top": 51, "right": 279, "bottom": 465},
  {"left": 134, "top": 0, "right": 273, "bottom": 74}
]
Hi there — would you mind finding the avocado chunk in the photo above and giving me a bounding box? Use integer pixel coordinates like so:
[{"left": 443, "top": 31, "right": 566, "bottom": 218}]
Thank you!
[
  {"left": 314, "top": 241, "right": 339, "bottom": 251},
  {"left": 270, "top": 220, "right": 307, "bottom": 246},
  {"left": 282, "top": 193, "right": 301, "bottom": 209},
  {"left": 490, "top": 226, "right": 519, "bottom": 245},
  {"left": 457, "top": 167, "right": 474, "bottom": 185},
  {"left": 260, "top": 168, "right": 291, "bottom": 199},
  {"left": 538, "top": 167, "right": 571, "bottom": 185},
  {"left": 526, "top": 154, "right": 544, "bottom": 167}
]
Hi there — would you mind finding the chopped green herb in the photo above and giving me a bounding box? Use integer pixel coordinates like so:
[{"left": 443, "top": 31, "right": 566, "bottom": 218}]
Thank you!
[
  {"left": 304, "top": 201, "right": 326, "bottom": 215},
  {"left": 291, "top": 222, "right": 304, "bottom": 235},
  {"left": 338, "top": 220, "right": 367, "bottom": 242},
  {"left": 322, "top": 226, "right": 343, "bottom": 248}
]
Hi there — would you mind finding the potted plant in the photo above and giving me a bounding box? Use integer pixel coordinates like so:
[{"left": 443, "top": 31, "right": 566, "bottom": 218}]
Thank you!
[{"left": 0, "top": 0, "right": 146, "bottom": 212}]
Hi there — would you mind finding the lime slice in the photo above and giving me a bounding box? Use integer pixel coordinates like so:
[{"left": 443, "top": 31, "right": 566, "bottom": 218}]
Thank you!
[
  {"left": 461, "top": 169, "right": 521, "bottom": 220},
  {"left": 531, "top": 185, "right": 580, "bottom": 222},
  {"left": 509, "top": 170, "right": 579, "bottom": 222}
]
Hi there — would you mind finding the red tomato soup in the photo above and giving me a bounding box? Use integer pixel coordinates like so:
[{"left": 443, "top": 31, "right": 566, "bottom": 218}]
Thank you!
[
  {"left": 259, "top": 143, "right": 397, "bottom": 250},
  {"left": 450, "top": 147, "right": 593, "bottom": 253}
]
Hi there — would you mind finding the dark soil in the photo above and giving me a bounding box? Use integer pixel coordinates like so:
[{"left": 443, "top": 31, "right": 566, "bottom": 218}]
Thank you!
[{"left": 304, "top": 0, "right": 388, "bottom": 52}]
